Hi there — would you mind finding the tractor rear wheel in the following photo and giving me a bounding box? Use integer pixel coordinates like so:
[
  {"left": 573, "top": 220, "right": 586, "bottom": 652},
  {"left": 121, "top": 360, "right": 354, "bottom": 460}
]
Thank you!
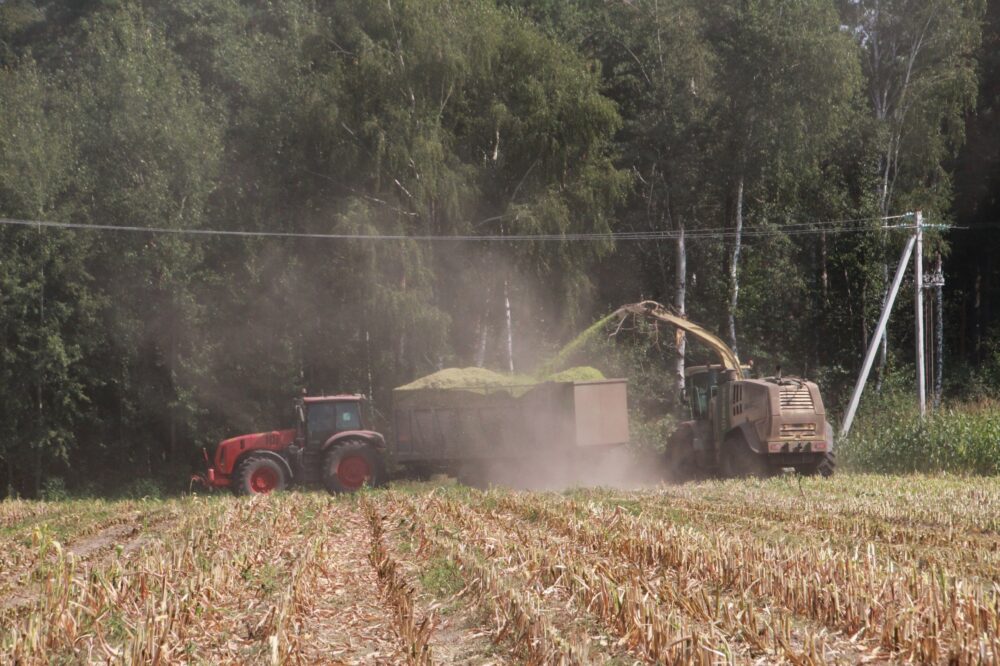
[
  {"left": 799, "top": 452, "right": 836, "bottom": 478},
  {"left": 235, "top": 456, "right": 288, "bottom": 495},
  {"left": 322, "top": 440, "right": 384, "bottom": 494}
]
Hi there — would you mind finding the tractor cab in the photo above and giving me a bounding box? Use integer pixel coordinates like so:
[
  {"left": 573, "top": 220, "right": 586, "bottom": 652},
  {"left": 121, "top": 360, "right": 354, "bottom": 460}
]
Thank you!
[
  {"left": 297, "top": 395, "right": 365, "bottom": 449},
  {"left": 291, "top": 394, "right": 386, "bottom": 492}
]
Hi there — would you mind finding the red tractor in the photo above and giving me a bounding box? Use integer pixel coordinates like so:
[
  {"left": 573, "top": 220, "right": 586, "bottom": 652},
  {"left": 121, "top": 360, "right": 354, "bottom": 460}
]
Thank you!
[{"left": 196, "top": 394, "right": 387, "bottom": 495}]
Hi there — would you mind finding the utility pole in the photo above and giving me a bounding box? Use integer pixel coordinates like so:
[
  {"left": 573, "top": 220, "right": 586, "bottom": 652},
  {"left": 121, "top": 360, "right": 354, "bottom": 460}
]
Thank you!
[
  {"left": 841, "top": 231, "right": 917, "bottom": 436},
  {"left": 928, "top": 254, "right": 945, "bottom": 408},
  {"left": 914, "top": 211, "right": 926, "bottom": 417}
]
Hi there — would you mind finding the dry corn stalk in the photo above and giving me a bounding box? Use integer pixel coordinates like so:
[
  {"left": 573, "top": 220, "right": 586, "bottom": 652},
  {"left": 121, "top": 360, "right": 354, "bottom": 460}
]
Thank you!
[
  {"left": 498, "top": 490, "right": 999, "bottom": 664},
  {"left": 361, "top": 496, "right": 435, "bottom": 665}
]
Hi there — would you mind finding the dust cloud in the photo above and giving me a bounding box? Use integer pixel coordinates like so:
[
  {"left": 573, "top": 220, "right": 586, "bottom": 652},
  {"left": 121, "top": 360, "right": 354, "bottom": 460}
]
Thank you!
[{"left": 452, "top": 445, "right": 670, "bottom": 492}]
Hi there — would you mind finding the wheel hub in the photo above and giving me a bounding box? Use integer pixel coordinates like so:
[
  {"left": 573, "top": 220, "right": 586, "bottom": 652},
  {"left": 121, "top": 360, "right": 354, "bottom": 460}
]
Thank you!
[
  {"left": 249, "top": 466, "right": 279, "bottom": 493},
  {"left": 338, "top": 455, "right": 371, "bottom": 490}
]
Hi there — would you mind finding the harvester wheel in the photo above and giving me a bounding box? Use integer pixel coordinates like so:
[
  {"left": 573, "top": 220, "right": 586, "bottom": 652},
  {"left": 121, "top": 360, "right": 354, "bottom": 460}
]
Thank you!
[
  {"left": 322, "top": 440, "right": 384, "bottom": 494},
  {"left": 235, "top": 456, "right": 288, "bottom": 495},
  {"left": 799, "top": 452, "right": 836, "bottom": 478},
  {"left": 664, "top": 427, "right": 697, "bottom": 483},
  {"left": 720, "top": 433, "right": 771, "bottom": 479}
]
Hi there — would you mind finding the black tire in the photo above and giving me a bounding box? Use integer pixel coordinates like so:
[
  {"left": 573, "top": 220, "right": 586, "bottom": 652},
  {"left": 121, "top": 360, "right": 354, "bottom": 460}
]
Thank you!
[
  {"left": 234, "top": 456, "right": 288, "bottom": 495},
  {"left": 664, "top": 427, "right": 697, "bottom": 483},
  {"left": 404, "top": 464, "right": 434, "bottom": 481},
  {"left": 322, "top": 439, "right": 385, "bottom": 494},
  {"left": 799, "top": 452, "right": 836, "bottom": 478},
  {"left": 456, "top": 463, "right": 488, "bottom": 489},
  {"left": 720, "top": 433, "right": 772, "bottom": 479}
]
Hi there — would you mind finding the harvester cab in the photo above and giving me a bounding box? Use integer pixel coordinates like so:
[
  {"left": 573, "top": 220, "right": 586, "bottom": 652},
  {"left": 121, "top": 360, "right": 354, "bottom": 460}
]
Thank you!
[
  {"left": 684, "top": 364, "right": 754, "bottom": 419},
  {"left": 685, "top": 365, "right": 724, "bottom": 420}
]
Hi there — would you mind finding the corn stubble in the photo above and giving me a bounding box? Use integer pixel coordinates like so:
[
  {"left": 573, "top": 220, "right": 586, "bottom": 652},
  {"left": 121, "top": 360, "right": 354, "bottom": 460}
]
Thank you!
[{"left": 0, "top": 475, "right": 997, "bottom": 664}]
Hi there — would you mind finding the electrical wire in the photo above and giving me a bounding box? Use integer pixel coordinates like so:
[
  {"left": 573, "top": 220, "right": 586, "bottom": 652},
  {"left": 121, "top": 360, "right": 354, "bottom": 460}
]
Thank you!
[{"left": 0, "top": 213, "right": 926, "bottom": 242}]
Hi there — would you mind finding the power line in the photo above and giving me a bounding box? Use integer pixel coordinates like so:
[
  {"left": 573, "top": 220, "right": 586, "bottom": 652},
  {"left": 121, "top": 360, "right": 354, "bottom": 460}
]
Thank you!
[{"left": 0, "top": 213, "right": 922, "bottom": 243}]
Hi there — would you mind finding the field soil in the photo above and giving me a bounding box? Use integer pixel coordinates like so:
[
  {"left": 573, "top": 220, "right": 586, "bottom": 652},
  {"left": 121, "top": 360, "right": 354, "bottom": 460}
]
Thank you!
[{"left": 1, "top": 474, "right": 998, "bottom": 664}]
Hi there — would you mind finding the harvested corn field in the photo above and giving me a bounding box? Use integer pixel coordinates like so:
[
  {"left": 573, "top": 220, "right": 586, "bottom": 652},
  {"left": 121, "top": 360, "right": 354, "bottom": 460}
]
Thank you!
[{"left": 2, "top": 475, "right": 999, "bottom": 664}]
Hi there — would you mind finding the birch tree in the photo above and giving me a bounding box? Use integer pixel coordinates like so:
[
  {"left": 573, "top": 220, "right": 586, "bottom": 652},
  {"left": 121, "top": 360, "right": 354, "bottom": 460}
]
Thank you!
[
  {"left": 703, "top": 0, "right": 860, "bottom": 358},
  {"left": 838, "top": 0, "right": 983, "bottom": 383}
]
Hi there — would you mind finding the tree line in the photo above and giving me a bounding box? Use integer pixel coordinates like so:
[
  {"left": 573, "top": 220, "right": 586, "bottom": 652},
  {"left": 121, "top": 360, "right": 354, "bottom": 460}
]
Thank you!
[{"left": 0, "top": 0, "right": 992, "bottom": 496}]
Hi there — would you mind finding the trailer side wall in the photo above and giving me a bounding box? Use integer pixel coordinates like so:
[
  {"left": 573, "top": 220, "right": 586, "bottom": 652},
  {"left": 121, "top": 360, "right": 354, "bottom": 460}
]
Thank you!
[{"left": 391, "top": 379, "right": 628, "bottom": 466}]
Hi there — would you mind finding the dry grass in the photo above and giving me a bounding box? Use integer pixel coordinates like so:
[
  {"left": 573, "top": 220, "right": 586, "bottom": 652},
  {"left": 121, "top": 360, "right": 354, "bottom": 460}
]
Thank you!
[{"left": 1, "top": 474, "right": 998, "bottom": 664}]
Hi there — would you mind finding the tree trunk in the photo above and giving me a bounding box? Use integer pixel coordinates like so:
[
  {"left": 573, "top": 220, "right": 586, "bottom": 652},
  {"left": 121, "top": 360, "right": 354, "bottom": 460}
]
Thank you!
[
  {"left": 934, "top": 253, "right": 943, "bottom": 408},
  {"left": 974, "top": 268, "right": 982, "bottom": 362},
  {"left": 727, "top": 176, "right": 744, "bottom": 357},
  {"left": 365, "top": 326, "right": 374, "bottom": 402},
  {"left": 504, "top": 279, "right": 514, "bottom": 374},
  {"left": 475, "top": 323, "right": 489, "bottom": 368},
  {"left": 813, "top": 231, "right": 830, "bottom": 375},
  {"left": 860, "top": 279, "right": 869, "bottom": 352},
  {"left": 875, "top": 259, "right": 889, "bottom": 392},
  {"left": 35, "top": 240, "right": 45, "bottom": 498},
  {"left": 820, "top": 231, "right": 829, "bottom": 307},
  {"left": 168, "top": 328, "right": 177, "bottom": 461},
  {"left": 674, "top": 220, "right": 687, "bottom": 398},
  {"left": 474, "top": 285, "right": 492, "bottom": 368},
  {"left": 34, "top": 446, "right": 42, "bottom": 499},
  {"left": 6, "top": 453, "right": 13, "bottom": 500},
  {"left": 874, "top": 129, "right": 895, "bottom": 393}
]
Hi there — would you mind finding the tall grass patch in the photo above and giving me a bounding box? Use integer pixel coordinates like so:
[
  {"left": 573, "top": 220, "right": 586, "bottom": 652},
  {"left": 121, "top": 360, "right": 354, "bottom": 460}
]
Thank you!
[{"left": 841, "top": 394, "right": 1000, "bottom": 474}]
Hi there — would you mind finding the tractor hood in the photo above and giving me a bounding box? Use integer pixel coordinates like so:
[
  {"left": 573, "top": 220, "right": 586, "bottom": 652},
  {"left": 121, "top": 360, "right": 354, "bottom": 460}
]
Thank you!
[{"left": 214, "top": 429, "right": 296, "bottom": 475}]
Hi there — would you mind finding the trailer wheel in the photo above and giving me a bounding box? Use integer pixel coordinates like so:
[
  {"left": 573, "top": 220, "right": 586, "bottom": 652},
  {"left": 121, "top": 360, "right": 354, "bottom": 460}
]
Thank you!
[
  {"left": 323, "top": 440, "right": 384, "bottom": 494},
  {"left": 799, "top": 452, "right": 836, "bottom": 478},
  {"left": 235, "top": 456, "right": 288, "bottom": 495},
  {"left": 456, "top": 463, "right": 489, "bottom": 489},
  {"left": 720, "top": 433, "right": 771, "bottom": 479}
]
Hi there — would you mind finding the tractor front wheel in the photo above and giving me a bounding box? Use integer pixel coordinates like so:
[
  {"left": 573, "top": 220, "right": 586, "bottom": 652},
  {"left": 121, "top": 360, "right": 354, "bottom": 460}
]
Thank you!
[
  {"left": 322, "top": 440, "right": 384, "bottom": 494},
  {"left": 235, "top": 456, "right": 288, "bottom": 495}
]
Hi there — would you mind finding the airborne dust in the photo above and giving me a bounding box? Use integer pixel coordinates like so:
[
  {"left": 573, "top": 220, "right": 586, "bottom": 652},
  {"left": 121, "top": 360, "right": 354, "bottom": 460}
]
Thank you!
[{"left": 397, "top": 310, "right": 674, "bottom": 492}]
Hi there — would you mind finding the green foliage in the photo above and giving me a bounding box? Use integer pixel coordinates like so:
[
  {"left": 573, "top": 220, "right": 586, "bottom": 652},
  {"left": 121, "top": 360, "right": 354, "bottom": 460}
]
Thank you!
[
  {"left": 119, "top": 478, "right": 165, "bottom": 500},
  {"left": 0, "top": 0, "right": 993, "bottom": 494},
  {"left": 841, "top": 391, "right": 1000, "bottom": 474},
  {"left": 419, "top": 556, "right": 464, "bottom": 597},
  {"left": 40, "top": 477, "right": 69, "bottom": 502},
  {"left": 627, "top": 412, "right": 677, "bottom": 455}
]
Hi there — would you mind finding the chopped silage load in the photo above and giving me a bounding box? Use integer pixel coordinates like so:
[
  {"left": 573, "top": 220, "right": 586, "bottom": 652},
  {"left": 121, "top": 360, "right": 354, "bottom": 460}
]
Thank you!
[
  {"left": 544, "top": 366, "right": 605, "bottom": 383},
  {"left": 395, "top": 366, "right": 605, "bottom": 391},
  {"left": 395, "top": 367, "right": 535, "bottom": 391}
]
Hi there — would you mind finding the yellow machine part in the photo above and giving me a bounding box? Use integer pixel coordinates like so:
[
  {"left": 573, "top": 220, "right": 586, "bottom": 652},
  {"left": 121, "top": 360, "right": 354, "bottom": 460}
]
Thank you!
[{"left": 614, "top": 301, "right": 745, "bottom": 379}]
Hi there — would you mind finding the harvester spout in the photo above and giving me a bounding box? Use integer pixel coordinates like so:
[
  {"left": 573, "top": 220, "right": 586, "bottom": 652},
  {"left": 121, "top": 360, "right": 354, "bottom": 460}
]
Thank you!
[{"left": 614, "top": 301, "right": 744, "bottom": 379}]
